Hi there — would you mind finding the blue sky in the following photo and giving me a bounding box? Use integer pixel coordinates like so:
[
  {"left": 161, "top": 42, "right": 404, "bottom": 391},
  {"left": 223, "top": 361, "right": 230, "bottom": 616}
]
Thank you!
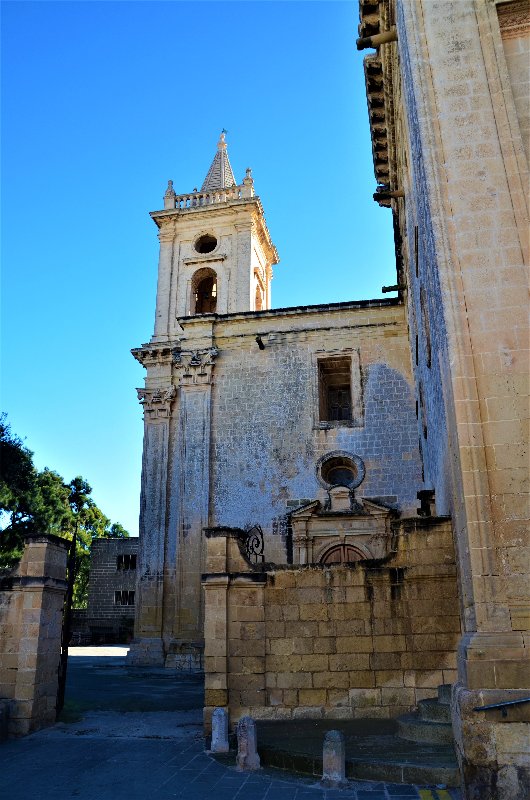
[{"left": 1, "top": 1, "right": 396, "bottom": 536}]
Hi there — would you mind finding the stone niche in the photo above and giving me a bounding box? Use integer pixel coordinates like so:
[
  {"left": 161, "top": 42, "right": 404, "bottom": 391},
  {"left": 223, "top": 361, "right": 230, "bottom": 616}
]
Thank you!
[{"left": 290, "top": 487, "right": 397, "bottom": 565}]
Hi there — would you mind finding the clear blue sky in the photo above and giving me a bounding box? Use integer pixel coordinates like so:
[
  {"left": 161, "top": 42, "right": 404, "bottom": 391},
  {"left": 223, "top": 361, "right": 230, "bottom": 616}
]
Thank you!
[{"left": 1, "top": 1, "right": 396, "bottom": 536}]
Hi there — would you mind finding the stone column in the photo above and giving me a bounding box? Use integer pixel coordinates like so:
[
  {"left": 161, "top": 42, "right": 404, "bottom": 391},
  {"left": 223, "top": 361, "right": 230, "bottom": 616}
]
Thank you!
[
  {"left": 152, "top": 222, "right": 175, "bottom": 342},
  {"left": 128, "top": 384, "right": 175, "bottom": 666}
]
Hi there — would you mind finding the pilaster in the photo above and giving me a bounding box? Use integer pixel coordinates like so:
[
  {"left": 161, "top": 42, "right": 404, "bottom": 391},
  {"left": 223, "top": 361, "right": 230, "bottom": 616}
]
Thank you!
[{"left": 152, "top": 222, "right": 175, "bottom": 342}]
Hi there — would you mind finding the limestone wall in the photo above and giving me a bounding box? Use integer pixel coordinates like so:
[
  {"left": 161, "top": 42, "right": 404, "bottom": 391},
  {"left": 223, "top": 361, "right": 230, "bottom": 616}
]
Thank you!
[
  {"left": 203, "top": 518, "right": 461, "bottom": 731},
  {"left": 0, "top": 534, "right": 68, "bottom": 737},
  {"left": 131, "top": 300, "right": 424, "bottom": 663},
  {"left": 359, "top": 1, "right": 529, "bottom": 794},
  {"left": 210, "top": 302, "right": 422, "bottom": 563}
]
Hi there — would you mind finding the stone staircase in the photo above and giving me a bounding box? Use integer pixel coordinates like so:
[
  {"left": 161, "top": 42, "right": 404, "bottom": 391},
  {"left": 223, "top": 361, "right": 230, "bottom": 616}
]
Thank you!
[
  {"left": 248, "top": 688, "right": 461, "bottom": 788},
  {"left": 397, "top": 683, "right": 454, "bottom": 746}
]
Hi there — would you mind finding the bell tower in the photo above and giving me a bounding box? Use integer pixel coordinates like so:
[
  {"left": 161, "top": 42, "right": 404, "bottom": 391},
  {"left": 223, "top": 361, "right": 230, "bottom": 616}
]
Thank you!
[
  {"left": 128, "top": 134, "right": 278, "bottom": 667},
  {"left": 150, "top": 132, "right": 278, "bottom": 343}
]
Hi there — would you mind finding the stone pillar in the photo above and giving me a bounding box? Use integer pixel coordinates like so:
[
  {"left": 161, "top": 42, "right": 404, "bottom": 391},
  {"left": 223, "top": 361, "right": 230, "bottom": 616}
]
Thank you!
[
  {"left": 128, "top": 385, "right": 175, "bottom": 666},
  {"left": 203, "top": 574, "right": 229, "bottom": 731},
  {"left": 322, "top": 730, "right": 346, "bottom": 787},
  {"left": 165, "top": 347, "right": 218, "bottom": 669},
  {"left": 152, "top": 223, "right": 175, "bottom": 342},
  {"left": 0, "top": 534, "right": 68, "bottom": 737},
  {"left": 210, "top": 707, "right": 229, "bottom": 753},
  {"left": 236, "top": 716, "right": 260, "bottom": 771}
]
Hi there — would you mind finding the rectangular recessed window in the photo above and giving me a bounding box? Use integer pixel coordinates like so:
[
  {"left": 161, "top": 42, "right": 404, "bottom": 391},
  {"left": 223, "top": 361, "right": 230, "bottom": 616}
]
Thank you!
[
  {"left": 318, "top": 357, "right": 352, "bottom": 422},
  {"left": 117, "top": 554, "right": 137, "bottom": 570},
  {"left": 115, "top": 590, "right": 135, "bottom": 606}
]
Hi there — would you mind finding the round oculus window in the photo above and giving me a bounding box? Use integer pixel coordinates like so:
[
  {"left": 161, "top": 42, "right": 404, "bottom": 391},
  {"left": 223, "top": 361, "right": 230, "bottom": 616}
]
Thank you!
[
  {"left": 318, "top": 453, "right": 365, "bottom": 490},
  {"left": 195, "top": 234, "right": 217, "bottom": 254}
]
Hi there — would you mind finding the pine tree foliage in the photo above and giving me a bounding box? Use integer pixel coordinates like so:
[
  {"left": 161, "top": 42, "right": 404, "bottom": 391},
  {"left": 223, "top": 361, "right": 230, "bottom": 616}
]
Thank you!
[{"left": 0, "top": 414, "right": 130, "bottom": 607}]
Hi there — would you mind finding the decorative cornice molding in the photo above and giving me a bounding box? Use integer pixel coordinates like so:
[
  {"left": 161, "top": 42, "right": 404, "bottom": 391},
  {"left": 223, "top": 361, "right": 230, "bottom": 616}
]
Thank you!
[
  {"left": 497, "top": 0, "right": 529, "bottom": 39},
  {"left": 137, "top": 385, "right": 176, "bottom": 419},
  {"left": 132, "top": 344, "right": 175, "bottom": 368}
]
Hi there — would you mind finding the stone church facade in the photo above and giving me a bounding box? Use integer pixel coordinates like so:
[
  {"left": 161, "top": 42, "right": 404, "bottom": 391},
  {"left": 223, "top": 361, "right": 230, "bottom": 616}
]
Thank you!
[
  {"left": 129, "top": 1, "right": 529, "bottom": 796},
  {"left": 128, "top": 132, "right": 424, "bottom": 669}
]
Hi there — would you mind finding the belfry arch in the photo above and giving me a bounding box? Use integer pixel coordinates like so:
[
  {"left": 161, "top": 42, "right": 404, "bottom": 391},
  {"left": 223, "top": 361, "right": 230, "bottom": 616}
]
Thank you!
[{"left": 191, "top": 268, "right": 217, "bottom": 314}]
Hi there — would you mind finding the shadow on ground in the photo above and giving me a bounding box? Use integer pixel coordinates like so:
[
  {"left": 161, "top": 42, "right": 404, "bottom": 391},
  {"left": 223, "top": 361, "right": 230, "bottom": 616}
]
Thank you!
[{"left": 59, "top": 650, "right": 204, "bottom": 722}]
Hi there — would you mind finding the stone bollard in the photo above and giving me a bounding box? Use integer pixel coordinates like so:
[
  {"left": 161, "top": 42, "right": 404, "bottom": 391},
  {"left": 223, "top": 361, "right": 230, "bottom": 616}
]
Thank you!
[
  {"left": 236, "top": 715, "right": 261, "bottom": 770},
  {"left": 321, "top": 729, "right": 346, "bottom": 787},
  {"left": 210, "top": 707, "right": 229, "bottom": 753}
]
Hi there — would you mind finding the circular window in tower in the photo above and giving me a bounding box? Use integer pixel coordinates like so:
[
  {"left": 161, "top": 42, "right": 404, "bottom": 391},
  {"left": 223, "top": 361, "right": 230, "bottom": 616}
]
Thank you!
[
  {"left": 317, "top": 451, "right": 365, "bottom": 490},
  {"left": 194, "top": 234, "right": 217, "bottom": 254}
]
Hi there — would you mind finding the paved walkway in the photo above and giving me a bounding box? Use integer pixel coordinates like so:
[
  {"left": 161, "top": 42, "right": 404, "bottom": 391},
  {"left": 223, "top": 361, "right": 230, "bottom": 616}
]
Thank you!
[{"left": 0, "top": 647, "right": 461, "bottom": 800}]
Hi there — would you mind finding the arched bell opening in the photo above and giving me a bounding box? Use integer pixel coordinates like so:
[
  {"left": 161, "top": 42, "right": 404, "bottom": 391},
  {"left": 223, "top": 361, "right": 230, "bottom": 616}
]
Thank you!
[{"left": 191, "top": 268, "right": 217, "bottom": 314}]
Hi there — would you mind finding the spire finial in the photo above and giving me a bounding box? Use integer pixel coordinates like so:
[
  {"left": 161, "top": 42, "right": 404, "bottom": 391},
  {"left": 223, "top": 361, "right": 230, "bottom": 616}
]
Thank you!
[
  {"left": 164, "top": 179, "right": 176, "bottom": 209},
  {"left": 201, "top": 132, "right": 236, "bottom": 192}
]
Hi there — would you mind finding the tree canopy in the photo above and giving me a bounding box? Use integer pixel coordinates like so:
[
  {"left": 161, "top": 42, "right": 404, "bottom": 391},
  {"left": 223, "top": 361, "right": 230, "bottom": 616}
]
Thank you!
[{"left": 0, "top": 414, "right": 130, "bottom": 606}]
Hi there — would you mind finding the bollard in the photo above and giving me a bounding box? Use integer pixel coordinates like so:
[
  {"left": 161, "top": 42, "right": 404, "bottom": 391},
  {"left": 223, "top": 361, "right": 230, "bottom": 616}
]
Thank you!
[
  {"left": 211, "top": 707, "right": 229, "bottom": 753},
  {"left": 236, "top": 715, "right": 261, "bottom": 770},
  {"left": 322, "top": 729, "right": 346, "bottom": 787}
]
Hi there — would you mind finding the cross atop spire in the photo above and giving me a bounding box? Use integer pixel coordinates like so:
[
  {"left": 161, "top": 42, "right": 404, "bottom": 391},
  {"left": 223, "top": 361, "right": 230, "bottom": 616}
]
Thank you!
[{"left": 201, "top": 132, "right": 237, "bottom": 192}]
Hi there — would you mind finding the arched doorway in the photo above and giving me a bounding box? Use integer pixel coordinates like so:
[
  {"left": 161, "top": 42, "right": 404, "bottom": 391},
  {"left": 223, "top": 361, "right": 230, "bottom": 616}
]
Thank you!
[{"left": 320, "top": 544, "right": 365, "bottom": 564}]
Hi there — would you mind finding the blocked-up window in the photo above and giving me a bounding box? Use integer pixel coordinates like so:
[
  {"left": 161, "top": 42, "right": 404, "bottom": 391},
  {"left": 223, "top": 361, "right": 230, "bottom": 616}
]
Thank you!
[
  {"left": 318, "top": 357, "right": 352, "bottom": 422},
  {"left": 115, "top": 591, "right": 135, "bottom": 606},
  {"left": 117, "top": 554, "right": 137, "bottom": 571}
]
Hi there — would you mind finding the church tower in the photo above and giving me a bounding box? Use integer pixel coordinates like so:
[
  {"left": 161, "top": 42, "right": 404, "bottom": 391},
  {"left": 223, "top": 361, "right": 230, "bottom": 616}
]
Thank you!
[
  {"left": 151, "top": 132, "right": 278, "bottom": 343},
  {"left": 128, "top": 135, "right": 278, "bottom": 667}
]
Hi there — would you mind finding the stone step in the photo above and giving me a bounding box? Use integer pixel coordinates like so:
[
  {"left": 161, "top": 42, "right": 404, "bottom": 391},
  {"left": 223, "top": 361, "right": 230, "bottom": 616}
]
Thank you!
[
  {"left": 397, "top": 714, "right": 454, "bottom": 745},
  {"left": 244, "top": 718, "right": 461, "bottom": 789},
  {"left": 418, "top": 698, "right": 452, "bottom": 724},
  {"left": 438, "top": 683, "right": 452, "bottom": 705}
]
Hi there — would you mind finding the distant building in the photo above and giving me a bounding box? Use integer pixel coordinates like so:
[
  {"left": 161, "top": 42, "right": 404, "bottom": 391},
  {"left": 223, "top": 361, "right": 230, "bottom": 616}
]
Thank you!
[{"left": 86, "top": 538, "right": 139, "bottom": 643}]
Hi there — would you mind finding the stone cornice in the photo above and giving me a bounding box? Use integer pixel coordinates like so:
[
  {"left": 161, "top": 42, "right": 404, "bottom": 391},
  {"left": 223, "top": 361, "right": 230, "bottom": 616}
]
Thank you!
[
  {"left": 132, "top": 344, "right": 175, "bottom": 367},
  {"left": 359, "top": 0, "right": 397, "bottom": 203},
  {"left": 497, "top": 0, "right": 529, "bottom": 39},
  {"left": 150, "top": 196, "right": 279, "bottom": 268},
  {"left": 135, "top": 347, "right": 220, "bottom": 417}
]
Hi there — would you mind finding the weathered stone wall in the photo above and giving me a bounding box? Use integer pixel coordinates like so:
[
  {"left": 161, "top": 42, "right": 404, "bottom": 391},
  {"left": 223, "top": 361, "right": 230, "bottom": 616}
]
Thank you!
[
  {"left": 131, "top": 300, "right": 424, "bottom": 665},
  {"left": 210, "top": 303, "right": 422, "bottom": 565},
  {"left": 360, "top": 1, "right": 530, "bottom": 795},
  {"left": 0, "top": 534, "right": 68, "bottom": 736},
  {"left": 203, "top": 518, "right": 460, "bottom": 731},
  {"left": 87, "top": 538, "right": 138, "bottom": 641}
]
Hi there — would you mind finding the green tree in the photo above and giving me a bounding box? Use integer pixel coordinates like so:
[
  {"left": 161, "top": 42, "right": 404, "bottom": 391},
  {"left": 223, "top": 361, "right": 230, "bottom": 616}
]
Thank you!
[{"left": 0, "top": 416, "right": 129, "bottom": 606}]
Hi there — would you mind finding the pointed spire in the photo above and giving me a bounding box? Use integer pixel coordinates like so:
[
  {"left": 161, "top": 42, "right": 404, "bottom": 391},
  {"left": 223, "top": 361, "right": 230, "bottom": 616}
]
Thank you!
[{"left": 201, "top": 132, "right": 237, "bottom": 192}]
